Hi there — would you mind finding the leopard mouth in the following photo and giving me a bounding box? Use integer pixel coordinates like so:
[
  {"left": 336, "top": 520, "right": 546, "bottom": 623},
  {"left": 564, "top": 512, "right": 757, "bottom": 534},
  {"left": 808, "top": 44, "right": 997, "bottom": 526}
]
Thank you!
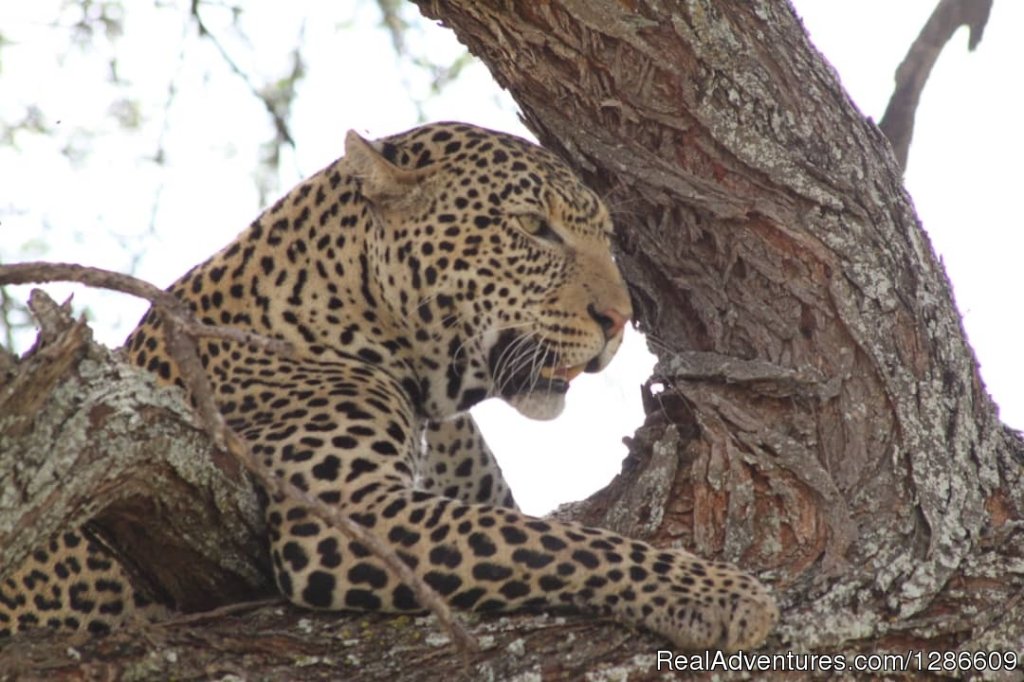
[
  {"left": 488, "top": 331, "right": 594, "bottom": 398},
  {"left": 537, "top": 363, "right": 587, "bottom": 385}
]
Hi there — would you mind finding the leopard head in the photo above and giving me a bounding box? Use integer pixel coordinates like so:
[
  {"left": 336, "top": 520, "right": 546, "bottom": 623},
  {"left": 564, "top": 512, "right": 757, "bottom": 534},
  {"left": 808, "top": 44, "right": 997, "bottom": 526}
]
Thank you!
[{"left": 346, "top": 122, "right": 632, "bottom": 420}]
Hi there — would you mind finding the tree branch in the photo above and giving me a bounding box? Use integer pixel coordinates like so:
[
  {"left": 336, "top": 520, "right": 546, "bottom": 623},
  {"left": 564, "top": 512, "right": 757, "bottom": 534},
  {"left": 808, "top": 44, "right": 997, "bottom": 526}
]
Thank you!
[
  {"left": 0, "top": 290, "right": 267, "bottom": 612},
  {"left": 879, "top": 0, "right": 993, "bottom": 169}
]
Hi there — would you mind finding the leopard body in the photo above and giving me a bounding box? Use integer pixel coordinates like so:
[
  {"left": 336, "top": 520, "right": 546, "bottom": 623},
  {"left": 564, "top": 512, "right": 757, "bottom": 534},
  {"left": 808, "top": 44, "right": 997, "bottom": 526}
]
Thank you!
[{"left": 1, "top": 122, "right": 776, "bottom": 649}]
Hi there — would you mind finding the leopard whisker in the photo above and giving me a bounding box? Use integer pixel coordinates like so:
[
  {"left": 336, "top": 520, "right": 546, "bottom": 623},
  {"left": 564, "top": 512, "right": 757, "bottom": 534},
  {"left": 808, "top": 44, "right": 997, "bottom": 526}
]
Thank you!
[{"left": 491, "top": 331, "right": 541, "bottom": 398}]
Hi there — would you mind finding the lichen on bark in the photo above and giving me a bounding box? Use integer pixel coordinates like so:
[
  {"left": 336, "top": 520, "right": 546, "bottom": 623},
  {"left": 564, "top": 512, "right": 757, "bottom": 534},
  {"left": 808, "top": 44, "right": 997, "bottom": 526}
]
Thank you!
[{"left": 0, "top": 290, "right": 269, "bottom": 611}]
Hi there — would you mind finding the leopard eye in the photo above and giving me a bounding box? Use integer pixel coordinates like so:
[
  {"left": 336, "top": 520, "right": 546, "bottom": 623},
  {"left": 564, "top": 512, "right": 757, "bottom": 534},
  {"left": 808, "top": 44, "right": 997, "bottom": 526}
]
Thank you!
[{"left": 515, "top": 214, "right": 563, "bottom": 244}]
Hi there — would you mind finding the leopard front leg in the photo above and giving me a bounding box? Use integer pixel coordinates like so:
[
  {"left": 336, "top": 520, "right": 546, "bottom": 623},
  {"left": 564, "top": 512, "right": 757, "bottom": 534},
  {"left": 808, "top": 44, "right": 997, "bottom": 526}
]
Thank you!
[
  {"left": 233, "top": 360, "right": 776, "bottom": 651},
  {"left": 272, "top": 491, "right": 776, "bottom": 651},
  {"left": 415, "top": 414, "right": 517, "bottom": 510}
]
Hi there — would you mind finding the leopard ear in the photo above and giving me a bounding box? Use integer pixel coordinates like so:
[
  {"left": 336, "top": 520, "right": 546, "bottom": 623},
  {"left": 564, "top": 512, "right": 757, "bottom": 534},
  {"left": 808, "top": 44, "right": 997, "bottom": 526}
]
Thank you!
[{"left": 344, "top": 130, "right": 429, "bottom": 203}]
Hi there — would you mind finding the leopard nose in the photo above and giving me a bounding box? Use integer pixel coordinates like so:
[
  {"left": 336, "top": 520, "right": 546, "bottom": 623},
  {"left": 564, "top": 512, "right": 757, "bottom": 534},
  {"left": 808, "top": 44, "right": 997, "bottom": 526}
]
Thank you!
[{"left": 587, "top": 304, "right": 629, "bottom": 339}]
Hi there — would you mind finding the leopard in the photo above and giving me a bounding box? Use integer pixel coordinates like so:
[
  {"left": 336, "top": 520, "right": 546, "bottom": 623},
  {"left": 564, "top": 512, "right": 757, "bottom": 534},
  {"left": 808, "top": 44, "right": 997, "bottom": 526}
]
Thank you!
[{"left": 1, "top": 122, "right": 777, "bottom": 650}]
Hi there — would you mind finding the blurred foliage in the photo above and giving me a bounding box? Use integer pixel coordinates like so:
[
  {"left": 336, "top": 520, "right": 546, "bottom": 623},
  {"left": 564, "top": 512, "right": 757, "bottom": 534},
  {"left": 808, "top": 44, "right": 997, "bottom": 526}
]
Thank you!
[
  {"left": 376, "top": 0, "right": 473, "bottom": 120},
  {"left": 0, "top": 267, "right": 31, "bottom": 352},
  {"left": 0, "top": 106, "right": 52, "bottom": 147},
  {"left": 0, "top": 32, "right": 9, "bottom": 74},
  {"left": 0, "top": 0, "right": 474, "bottom": 351},
  {"left": 67, "top": 0, "right": 125, "bottom": 47}
]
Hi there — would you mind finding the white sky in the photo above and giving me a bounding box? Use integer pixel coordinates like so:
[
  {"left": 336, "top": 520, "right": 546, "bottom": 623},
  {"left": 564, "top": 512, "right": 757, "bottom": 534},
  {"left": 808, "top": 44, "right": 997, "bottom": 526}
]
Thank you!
[{"left": 1, "top": 1, "right": 1020, "bottom": 515}]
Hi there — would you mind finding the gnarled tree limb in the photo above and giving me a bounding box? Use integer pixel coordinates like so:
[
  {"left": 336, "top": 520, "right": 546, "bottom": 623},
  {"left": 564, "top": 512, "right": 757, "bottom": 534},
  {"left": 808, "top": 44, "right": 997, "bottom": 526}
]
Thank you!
[{"left": 0, "top": 289, "right": 268, "bottom": 612}]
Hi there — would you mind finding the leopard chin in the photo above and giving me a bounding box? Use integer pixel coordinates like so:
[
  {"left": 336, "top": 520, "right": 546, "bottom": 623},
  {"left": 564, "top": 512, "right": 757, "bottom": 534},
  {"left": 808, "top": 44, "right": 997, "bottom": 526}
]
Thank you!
[{"left": 506, "top": 391, "right": 567, "bottom": 421}]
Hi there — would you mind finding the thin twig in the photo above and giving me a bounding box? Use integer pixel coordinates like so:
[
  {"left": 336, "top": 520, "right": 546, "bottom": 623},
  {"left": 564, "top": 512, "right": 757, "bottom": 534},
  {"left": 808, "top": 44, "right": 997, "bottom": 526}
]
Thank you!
[
  {"left": 182, "top": 320, "right": 293, "bottom": 356},
  {"left": 0, "top": 262, "right": 294, "bottom": 357},
  {"left": 157, "top": 596, "right": 284, "bottom": 627},
  {"left": 188, "top": 0, "right": 296, "bottom": 150},
  {"left": 0, "top": 261, "right": 478, "bottom": 654}
]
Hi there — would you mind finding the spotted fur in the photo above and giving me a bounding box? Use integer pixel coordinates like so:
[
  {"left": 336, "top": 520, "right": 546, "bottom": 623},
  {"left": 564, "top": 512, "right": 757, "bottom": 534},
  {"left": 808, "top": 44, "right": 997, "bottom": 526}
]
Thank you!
[{"left": 1, "top": 122, "right": 776, "bottom": 649}]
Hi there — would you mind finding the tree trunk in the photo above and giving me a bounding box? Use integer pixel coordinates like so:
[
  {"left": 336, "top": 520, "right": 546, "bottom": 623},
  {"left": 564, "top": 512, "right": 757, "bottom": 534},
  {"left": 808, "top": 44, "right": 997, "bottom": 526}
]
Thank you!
[
  {"left": 2, "top": 0, "right": 1023, "bottom": 678},
  {"left": 410, "top": 0, "right": 1024, "bottom": 655}
]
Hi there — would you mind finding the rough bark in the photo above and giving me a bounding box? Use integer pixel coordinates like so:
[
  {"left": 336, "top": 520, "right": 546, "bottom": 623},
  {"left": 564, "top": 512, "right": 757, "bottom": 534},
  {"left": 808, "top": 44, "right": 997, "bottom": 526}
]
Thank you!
[
  {"left": 412, "top": 0, "right": 1024, "bottom": 655},
  {"left": 0, "top": 291, "right": 270, "bottom": 612},
  {"left": 2, "top": 0, "right": 1023, "bottom": 678}
]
